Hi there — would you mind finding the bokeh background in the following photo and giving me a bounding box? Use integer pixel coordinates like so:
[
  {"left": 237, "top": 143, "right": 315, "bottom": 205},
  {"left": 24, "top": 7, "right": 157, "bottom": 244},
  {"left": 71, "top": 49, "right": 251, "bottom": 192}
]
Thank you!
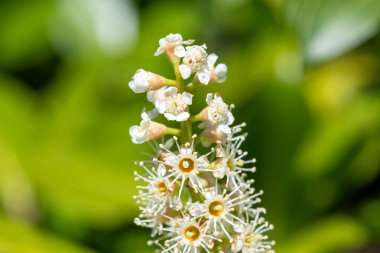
[{"left": 0, "top": 0, "right": 380, "bottom": 252}]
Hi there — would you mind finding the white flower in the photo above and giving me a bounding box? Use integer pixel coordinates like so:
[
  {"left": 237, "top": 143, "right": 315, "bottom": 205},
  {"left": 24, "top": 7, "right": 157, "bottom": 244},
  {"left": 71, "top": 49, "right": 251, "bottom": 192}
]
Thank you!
[
  {"left": 232, "top": 209, "right": 275, "bottom": 253},
  {"left": 129, "top": 112, "right": 166, "bottom": 144},
  {"left": 129, "top": 69, "right": 166, "bottom": 93},
  {"left": 158, "top": 216, "right": 220, "bottom": 253},
  {"left": 205, "top": 93, "right": 234, "bottom": 125},
  {"left": 189, "top": 183, "right": 255, "bottom": 242},
  {"left": 154, "top": 33, "right": 194, "bottom": 57},
  {"left": 206, "top": 54, "right": 228, "bottom": 83},
  {"left": 156, "top": 136, "right": 211, "bottom": 199},
  {"left": 134, "top": 163, "right": 176, "bottom": 216},
  {"left": 131, "top": 33, "right": 275, "bottom": 253},
  {"left": 178, "top": 45, "right": 210, "bottom": 84},
  {"left": 211, "top": 135, "right": 258, "bottom": 188},
  {"left": 148, "top": 87, "right": 193, "bottom": 122},
  {"left": 147, "top": 86, "right": 177, "bottom": 104}
]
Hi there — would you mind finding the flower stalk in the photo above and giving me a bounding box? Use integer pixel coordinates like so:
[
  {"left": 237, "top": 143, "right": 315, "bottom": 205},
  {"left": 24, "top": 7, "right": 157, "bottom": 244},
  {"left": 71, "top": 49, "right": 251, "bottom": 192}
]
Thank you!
[{"left": 129, "top": 33, "right": 275, "bottom": 253}]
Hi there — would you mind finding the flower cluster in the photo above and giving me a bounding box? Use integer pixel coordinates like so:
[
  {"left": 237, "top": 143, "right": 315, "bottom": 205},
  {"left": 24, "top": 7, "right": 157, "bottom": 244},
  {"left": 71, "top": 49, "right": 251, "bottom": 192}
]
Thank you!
[{"left": 129, "top": 33, "right": 274, "bottom": 253}]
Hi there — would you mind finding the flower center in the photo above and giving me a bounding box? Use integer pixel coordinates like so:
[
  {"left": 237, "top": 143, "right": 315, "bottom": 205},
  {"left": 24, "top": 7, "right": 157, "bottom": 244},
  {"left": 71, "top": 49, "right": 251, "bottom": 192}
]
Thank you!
[
  {"left": 208, "top": 200, "right": 225, "bottom": 217},
  {"left": 227, "top": 158, "right": 235, "bottom": 172},
  {"left": 245, "top": 232, "right": 263, "bottom": 245},
  {"left": 178, "top": 157, "right": 196, "bottom": 173},
  {"left": 166, "top": 95, "right": 186, "bottom": 114},
  {"left": 155, "top": 181, "right": 168, "bottom": 195},
  {"left": 183, "top": 225, "right": 200, "bottom": 242},
  {"left": 209, "top": 103, "right": 228, "bottom": 123}
]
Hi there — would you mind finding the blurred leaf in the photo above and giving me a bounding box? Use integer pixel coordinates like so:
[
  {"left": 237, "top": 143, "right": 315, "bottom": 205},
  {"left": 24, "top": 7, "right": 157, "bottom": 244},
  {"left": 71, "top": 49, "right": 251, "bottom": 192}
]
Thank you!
[
  {"left": 0, "top": 1, "right": 53, "bottom": 68},
  {"left": 295, "top": 95, "right": 380, "bottom": 178},
  {"left": 286, "top": 0, "right": 380, "bottom": 63},
  {"left": 360, "top": 200, "right": 380, "bottom": 239},
  {"left": 0, "top": 216, "right": 96, "bottom": 253},
  {"left": 51, "top": 0, "right": 138, "bottom": 58},
  {"left": 281, "top": 215, "right": 369, "bottom": 253}
]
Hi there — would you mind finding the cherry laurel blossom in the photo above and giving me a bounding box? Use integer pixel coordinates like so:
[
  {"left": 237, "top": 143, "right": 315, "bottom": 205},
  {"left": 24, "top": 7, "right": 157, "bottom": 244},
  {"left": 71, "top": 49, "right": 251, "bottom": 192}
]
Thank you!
[{"left": 129, "top": 33, "right": 275, "bottom": 253}]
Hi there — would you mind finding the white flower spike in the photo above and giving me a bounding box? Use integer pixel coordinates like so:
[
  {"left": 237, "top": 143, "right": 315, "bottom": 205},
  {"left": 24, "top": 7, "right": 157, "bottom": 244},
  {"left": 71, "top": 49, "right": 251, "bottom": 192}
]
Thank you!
[{"left": 129, "top": 34, "right": 275, "bottom": 253}]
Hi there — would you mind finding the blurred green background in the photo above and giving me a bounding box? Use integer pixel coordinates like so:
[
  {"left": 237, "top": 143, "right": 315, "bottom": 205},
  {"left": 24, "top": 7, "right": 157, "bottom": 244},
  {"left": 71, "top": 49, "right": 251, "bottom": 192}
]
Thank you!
[{"left": 0, "top": 0, "right": 380, "bottom": 252}]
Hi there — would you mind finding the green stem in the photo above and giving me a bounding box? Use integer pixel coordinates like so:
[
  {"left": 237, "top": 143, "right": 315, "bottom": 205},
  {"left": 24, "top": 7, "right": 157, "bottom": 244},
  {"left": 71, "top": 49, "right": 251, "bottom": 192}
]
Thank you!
[
  {"left": 165, "top": 127, "right": 181, "bottom": 136},
  {"left": 164, "top": 78, "right": 178, "bottom": 87},
  {"left": 173, "top": 63, "right": 193, "bottom": 143},
  {"left": 190, "top": 114, "right": 203, "bottom": 123}
]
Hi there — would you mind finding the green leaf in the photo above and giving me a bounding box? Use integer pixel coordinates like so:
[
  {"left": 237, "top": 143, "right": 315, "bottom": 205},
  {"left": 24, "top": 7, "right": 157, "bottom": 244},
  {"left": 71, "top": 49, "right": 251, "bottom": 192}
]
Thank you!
[
  {"left": 0, "top": 216, "right": 96, "bottom": 253},
  {"left": 286, "top": 0, "right": 380, "bottom": 63},
  {"left": 280, "top": 215, "right": 369, "bottom": 253}
]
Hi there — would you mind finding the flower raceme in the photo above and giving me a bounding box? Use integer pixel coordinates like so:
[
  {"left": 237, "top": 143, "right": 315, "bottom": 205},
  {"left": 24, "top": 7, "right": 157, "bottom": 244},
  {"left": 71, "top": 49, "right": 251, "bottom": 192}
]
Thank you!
[{"left": 129, "top": 33, "right": 275, "bottom": 253}]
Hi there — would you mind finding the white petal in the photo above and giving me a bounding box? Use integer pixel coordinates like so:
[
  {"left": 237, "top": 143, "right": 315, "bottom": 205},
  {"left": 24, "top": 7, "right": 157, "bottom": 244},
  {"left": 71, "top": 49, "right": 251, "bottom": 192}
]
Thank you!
[
  {"left": 215, "top": 63, "right": 227, "bottom": 82},
  {"left": 198, "top": 69, "right": 210, "bottom": 85},
  {"left": 174, "top": 45, "right": 186, "bottom": 57},
  {"left": 141, "top": 112, "right": 150, "bottom": 121},
  {"left": 128, "top": 69, "right": 150, "bottom": 93},
  {"left": 146, "top": 90, "right": 156, "bottom": 102},
  {"left": 154, "top": 48, "right": 164, "bottom": 56},
  {"left": 129, "top": 125, "right": 147, "bottom": 144},
  {"left": 183, "top": 39, "right": 194, "bottom": 45},
  {"left": 128, "top": 80, "right": 148, "bottom": 93},
  {"left": 155, "top": 100, "right": 166, "bottom": 114},
  {"left": 158, "top": 38, "right": 166, "bottom": 46},
  {"left": 226, "top": 111, "right": 235, "bottom": 125},
  {"left": 164, "top": 113, "right": 177, "bottom": 121},
  {"left": 157, "top": 164, "right": 166, "bottom": 177},
  {"left": 179, "top": 64, "right": 191, "bottom": 79},
  {"left": 147, "top": 109, "right": 159, "bottom": 119},
  {"left": 207, "top": 53, "right": 218, "bottom": 67},
  {"left": 218, "top": 124, "right": 231, "bottom": 134},
  {"left": 181, "top": 92, "right": 193, "bottom": 105},
  {"left": 175, "top": 112, "right": 190, "bottom": 122},
  {"left": 165, "top": 86, "right": 178, "bottom": 95},
  {"left": 206, "top": 93, "right": 213, "bottom": 105},
  {"left": 166, "top": 33, "right": 182, "bottom": 42},
  {"left": 129, "top": 125, "right": 139, "bottom": 136}
]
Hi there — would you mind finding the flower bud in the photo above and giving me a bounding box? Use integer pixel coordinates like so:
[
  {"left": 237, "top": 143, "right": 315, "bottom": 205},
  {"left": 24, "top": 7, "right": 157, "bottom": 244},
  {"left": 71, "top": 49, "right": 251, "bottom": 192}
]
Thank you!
[
  {"left": 129, "top": 69, "right": 166, "bottom": 93},
  {"left": 154, "top": 33, "right": 194, "bottom": 63},
  {"left": 129, "top": 112, "right": 166, "bottom": 144},
  {"left": 199, "top": 122, "right": 231, "bottom": 146}
]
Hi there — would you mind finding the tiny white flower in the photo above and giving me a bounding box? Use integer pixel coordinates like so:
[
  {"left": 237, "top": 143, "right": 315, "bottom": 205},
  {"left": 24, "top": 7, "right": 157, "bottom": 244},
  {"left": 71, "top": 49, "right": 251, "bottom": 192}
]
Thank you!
[
  {"left": 158, "top": 216, "right": 220, "bottom": 253},
  {"left": 179, "top": 45, "right": 209, "bottom": 83},
  {"left": 206, "top": 53, "right": 228, "bottom": 83},
  {"left": 157, "top": 136, "right": 211, "bottom": 199},
  {"left": 232, "top": 209, "right": 275, "bottom": 253},
  {"left": 134, "top": 163, "right": 176, "bottom": 216},
  {"left": 150, "top": 88, "right": 193, "bottom": 122},
  {"left": 129, "top": 112, "right": 166, "bottom": 144},
  {"left": 189, "top": 183, "right": 256, "bottom": 242},
  {"left": 147, "top": 86, "right": 178, "bottom": 105},
  {"left": 206, "top": 93, "right": 234, "bottom": 125},
  {"left": 154, "top": 33, "right": 194, "bottom": 57}
]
